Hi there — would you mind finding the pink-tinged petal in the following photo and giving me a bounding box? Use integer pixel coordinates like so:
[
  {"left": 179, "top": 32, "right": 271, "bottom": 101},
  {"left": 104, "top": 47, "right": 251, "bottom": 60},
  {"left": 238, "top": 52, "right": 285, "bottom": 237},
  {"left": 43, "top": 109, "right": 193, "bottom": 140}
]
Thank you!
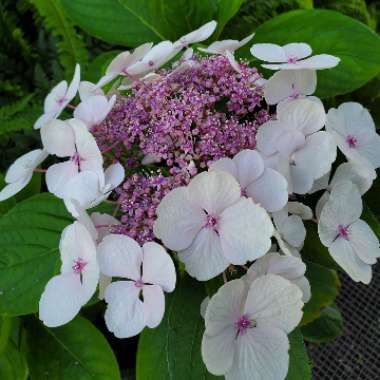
[
  {"left": 246, "top": 168, "right": 288, "bottom": 212},
  {"left": 44, "top": 81, "right": 68, "bottom": 115},
  {"left": 289, "top": 164, "right": 314, "bottom": 195},
  {"left": 0, "top": 178, "right": 31, "bottom": 201},
  {"left": 104, "top": 281, "right": 146, "bottom": 338},
  {"left": 279, "top": 98, "right": 326, "bottom": 136},
  {"left": 104, "top": 162, "right": 125, "bottom": 190},
  {"left": 188, "top": 171, "right": 241, "bottom": 215},
  {"left": 178, "top": 228, "right": 230, "bottom": 281},
  {"left": 263, "top": 54, "right": 340, "bottom": 70},
  {"left": 174, "top": 20, "right": 217, "bottom": 48},
  {"left": 46, "top": 161, "right": 78, "bottom": 198},
  {"left": 142, "top": 284, "right": 165, "bottom": 328},
  {"left": 219, "top": 198, "right": 273, "bottom": 265},
  {"left": 244, "top": 274, "right": 303, "bottom": 333},
  {"left": 199, "top": 40, "right": 241, "bottom": 54},
  {"left": 233, "top": 149, "right": 265, "bottom": 188},
  {"left": 256, "top": 120, "right": 284, "bottom": 156},
  {"left": 202, "top": 329, "right": 236, "bottom": 376},
  {"left": 98, "top": 234, "right": 143, "bottom": 280},
  {"left": 41, "top": 119, "right": 76, "bottom": 157},
  {"left": 65, "top": 64, "right": 81, "bottom": 102},
  {"left": 78, "top": 81, "right": 104, "bottom": 101},
  {"left": 250, "top": 43, "right": 287, "bottom": 62},
  {"left": 225, "top": 325, "right": 290, "bottom": 380},
  {"left": 225, "top": 50, "right": 241, "bottom": 72},
  {"left": 210, "top": 157, "right": 238, "bottom": 179},
  {"left": 329, "top": 237, "right": 372, "bottom": 284},
  {"left": 275, "top": 130, "right": 305, "bottom": 157},
  {"left": 283, "top": 42, "right": 312, "bottom": 60},
  {"left": 154, "top": 187, "right": 205, "bottom": 251},
  {"left": 39, "top": 273, "right": 86, "bottom": 327},
  {"left": 349, "top": 220, "right": 380, "bottom": 265},
  {"left": 142, "top": 242, "right": 176, "bottom": 292},
  {"left": 5, "top": 149, "right": 47, "bottom": 183},
  {"left": 107, "top": 51, "right": 132, "bottom": 74}
]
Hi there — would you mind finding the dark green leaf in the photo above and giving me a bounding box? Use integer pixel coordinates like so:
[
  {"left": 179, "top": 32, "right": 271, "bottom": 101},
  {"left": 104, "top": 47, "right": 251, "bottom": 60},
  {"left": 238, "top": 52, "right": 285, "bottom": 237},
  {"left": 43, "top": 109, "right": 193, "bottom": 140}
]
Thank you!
[
  {"left": 245, "top": 9, "right": 380, "bottom": 98},
  {"left": 61, "top": 0, "right": 217, "bottom": 47},
  {"left": 214, "top": 0, "right": 244, "bottom": 38},
  {"left": 137, "top": 275, "right": 221, "bottom": 380},
  {"left": 0, "top": 341, "right": 28, "bottom": 380},
  {"left": 286, "top": 328, "right": 311, "bottom": 380},
  {"left": 86, "top": 50, "right": 122, "bottom": 83},
  {"left": 302, "top": 303, "right": 344, "bottom": 343},
  {"left": 302, "top": 261, "right": 341, "bottom": 325},
  {"left": 23, "top": 316, "right": 120, "bottom": 380},
  {"left": 0, "top": 316, "right": 12, "bottom": 355},
  {"left": 0, "top": 193, "right": 72, "bottom": 316}
]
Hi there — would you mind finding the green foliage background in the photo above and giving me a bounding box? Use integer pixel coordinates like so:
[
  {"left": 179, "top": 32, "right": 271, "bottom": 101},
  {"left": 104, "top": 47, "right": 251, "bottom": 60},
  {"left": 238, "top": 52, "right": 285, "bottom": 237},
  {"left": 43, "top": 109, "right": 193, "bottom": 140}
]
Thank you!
[{"left": 0, "top": 1, "right": 380, "bottom": 379}]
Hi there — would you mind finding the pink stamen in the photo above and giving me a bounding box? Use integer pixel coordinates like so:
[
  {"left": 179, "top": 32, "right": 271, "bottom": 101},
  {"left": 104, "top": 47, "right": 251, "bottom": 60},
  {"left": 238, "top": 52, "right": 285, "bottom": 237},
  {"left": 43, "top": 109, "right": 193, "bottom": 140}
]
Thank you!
[
  {"left": 205, "top": 214, "right": 218, "bottom": 229},
  {"left": 287, "top": 56, "right": 298, "bottom": 64},
  {"left": 148, "top": 60, "right": 155, "bottom": 67},
  {"left": 72, "top": 258, "right": 87, "bottom": 274},
  {"left": 71, "top": 152, "right": 83, "bottom": 166},
  {"left": 57, "top": 96, "right": 67, "bottom": 106},
  {"left": 337, "top": 224, "right": 350, "bottom": 240},
  {"left": 346, "top": 135, "right": 358, "bottom": 148},
  {"left": 235, "top": 314, "right": 254, "bottom": 336},
  {"left": 134, "top": 279, "right": 144, "bottom": 288}
]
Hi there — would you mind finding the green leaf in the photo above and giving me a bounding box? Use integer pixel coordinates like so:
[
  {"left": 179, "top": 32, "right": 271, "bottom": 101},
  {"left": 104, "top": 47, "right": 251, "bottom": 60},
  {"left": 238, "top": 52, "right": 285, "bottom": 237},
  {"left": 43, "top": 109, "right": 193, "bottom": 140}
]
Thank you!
[
  {"left": 0, "top": 94, "right": 34, "bottom": 120},
  {"left": 0, "top": 193, "right": 72, "bottom": 316},
  {"left": 30, "top": 0, "right": 89, "bottom": 77},
  {"left": 23, "top": 316, "right": 120, "bottom": 380},
  {"left": 214, "top": 0, "right": 244, "bottom": 38},
  {"left": 301, "top": 221, "right": 339, "bottom": 270},
  {"left": 302, "top": 303, "right": 344, "bottom": 343},
  {"left": 137, "top": 275, "right": 221, "bottom": 380},
  {"left": 246, "top": 9, "right": 380, "bottom": 98},
  {"left": 0, "top": 341, "right": 28, "bottom": 380},
  {"left": 61, "top": 0, "right": 217, "bottom": 47},
  {"left": 286, "top": 328, "right": 311, "bottom": 380},
  {"left": 302, "top": 261, "right": 340, "bottom": 325},
  {"left": 0, "top": 317, "right": 12, "bottom": 355}
]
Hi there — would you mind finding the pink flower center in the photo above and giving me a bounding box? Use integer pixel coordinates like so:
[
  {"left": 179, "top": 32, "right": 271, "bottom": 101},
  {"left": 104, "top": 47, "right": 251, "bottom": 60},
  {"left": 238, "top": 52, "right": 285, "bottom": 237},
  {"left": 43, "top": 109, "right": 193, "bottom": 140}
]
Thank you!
[
  {"left": 148, "top": 60, "right": 155, "bottom": 67},
  {"left": 337, "top": 224, "right": 350, "bottom": 240},
  {"left": 57, "top": 96, "right": 67, "bottom": 106},
  {"left": 71, "top": 152, "right": 83, "bottom": 166},
  {"left": 235, "top": 314, "right": 254, "bottom": 336},
  {"left": 205, "top": 214, "right": 218, "bottom": 229},
  {"left": 287, "top": 56, "right": 298, "bottom": 64},
  {"left": 72, "top": 258, "right": 87, "bottom": 274},
  {"left": 134, "top": 279, "right": 144, "bottom": 288},
  {"left": 346, "top": 135, "right": 358, "bottom": 148}
]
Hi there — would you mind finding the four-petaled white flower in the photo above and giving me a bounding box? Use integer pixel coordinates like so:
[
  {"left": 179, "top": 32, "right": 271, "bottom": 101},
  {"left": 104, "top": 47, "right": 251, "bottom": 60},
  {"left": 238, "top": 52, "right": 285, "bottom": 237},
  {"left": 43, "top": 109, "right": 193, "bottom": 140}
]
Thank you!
[
  {"left": 41, "top": 118, "right": 103, "bottom": 198},
  {"left": 63, "top": 162, "right": 125, "bottom": 217},
  {"left": 250, "top": 43, "right": 340, "bottom": 70},
  {"left": 264, "top": 69, "right": 317, "bottom": 105},
  {"left": 318, "top": 180, "right": 380, "bottom": 284},
  {"left": 202, "top": 275, "right": 304, "bottom": 380},
  {"left": 174, "top": 20, "right": 217, "bottom": 48},
  {"left": 97, "top": 235, "right": 176, "bottom": 338},
  {"left": 210, "top": 149, "right": 288, "bottom": 212},
  {"left": 34, "top": 64, "right": 80, "bottom": 129},
  {"left": 246, "top": 251, "right": 311, "bottom": 302},
  {"left": 39, "top": 221, "right": 99, "bottom": 327},
  {"left": 0, "top": 149, "right": 48, "bottom": 201},
  {"left": 257, "top": 98, "right": 336, "bottom": 194},
  {"left": 326, "top": 102, "right": 380, "bottom": 171},
  {"left": 199, "top": 34, "right": 254, "bottom": 72},
  {"left": 154, "top": 171, "right": 273, "bottom": 281}
]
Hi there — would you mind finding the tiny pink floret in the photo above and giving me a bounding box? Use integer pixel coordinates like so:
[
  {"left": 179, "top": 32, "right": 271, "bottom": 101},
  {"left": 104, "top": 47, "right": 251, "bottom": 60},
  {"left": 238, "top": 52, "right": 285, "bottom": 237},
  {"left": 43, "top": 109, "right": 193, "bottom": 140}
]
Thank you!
[
  {"left": 72, "top": 258, "right": 87, "bottom": 274},
  {"left": 134, "top": 279, "right": 144, "bottom": 288},
  {"left": 346, "top": 135, "right": 358, "bottom": 148},
  {"left": 205, "top": 214, "right": 218, "bottom": 229},
  {"left": 287, "top": 56, "right": 298, "bottom": 64}
]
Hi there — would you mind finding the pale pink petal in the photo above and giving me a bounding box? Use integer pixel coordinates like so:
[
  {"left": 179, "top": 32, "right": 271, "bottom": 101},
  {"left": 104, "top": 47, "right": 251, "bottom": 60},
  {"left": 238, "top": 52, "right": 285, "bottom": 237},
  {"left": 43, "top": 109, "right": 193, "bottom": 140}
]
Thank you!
[
  {"left": 65, "top": 64, "right": 81, "bottom": 101},
  {"left": 210, "top": 157, "right": 238, "bottom": 179},
  {"left": 44, "top": 81, "right": 67, "bottom": 115},
  {"left": 283, "top": 42, "right": 312, "bottom": 60},
  {"left": 78, "top": 81, "right": 104, "bottom": 101},
  {"left": 142, "top": 242, "right": 176, "bottom": 292},
  {"left": 142, "top": 284, "right": 165, "bottom": 328},
  {"left": 219, "top": 198, "right": 273, "bottom": 265},
  {"left": 41, "top": 119, "right": 76, "bottom": 157},
  {"left": 46, "top": 161, "right": 78, "bottom": 197},
  {"left": 153, "top": 187, "right": 205, "bottom": 251},
  {"left": 233, "top": 149, "right": 264, "bottom": 188},
  {"left": 98, "top": 234, "right": 143, "bottom": 280},
  {"left": 250, "top": 43, "right": 287, "bottom": 62}
]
